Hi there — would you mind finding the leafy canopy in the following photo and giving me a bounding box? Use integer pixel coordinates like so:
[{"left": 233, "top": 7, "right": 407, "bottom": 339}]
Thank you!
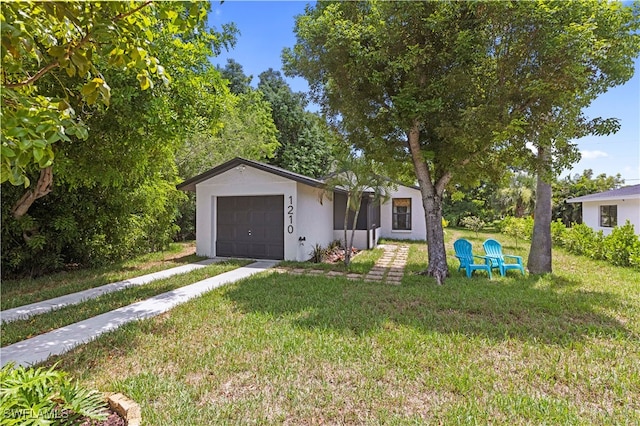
[{"left": 0, "top": 1, "right": 229, "bottom": 187}]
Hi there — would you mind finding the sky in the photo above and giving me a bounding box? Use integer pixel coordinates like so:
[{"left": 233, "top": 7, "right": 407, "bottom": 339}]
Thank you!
[{"left": 209, "top": 1, "right": 640, "bottom": 184}]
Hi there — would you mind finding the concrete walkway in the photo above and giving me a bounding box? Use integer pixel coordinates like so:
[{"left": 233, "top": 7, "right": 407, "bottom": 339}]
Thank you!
[
  {"left": 1, "top": 258, "right": 225, "bottom": 323},
  {"left": 1, "top": 260, "right": 277, "bottom": 367}
]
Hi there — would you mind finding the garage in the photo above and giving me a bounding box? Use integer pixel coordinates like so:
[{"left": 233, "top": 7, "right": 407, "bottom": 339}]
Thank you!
[{"left": 216, "top": 195, "right": 284, "bottom": 259}]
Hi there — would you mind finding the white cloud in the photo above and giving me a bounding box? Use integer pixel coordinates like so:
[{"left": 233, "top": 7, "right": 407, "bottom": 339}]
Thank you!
[{"left": 580, "top": 150, "right": 609, "bottom": 160}]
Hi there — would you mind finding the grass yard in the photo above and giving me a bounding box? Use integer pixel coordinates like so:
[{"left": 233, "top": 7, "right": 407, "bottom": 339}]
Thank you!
[
  {"left": 37, "top": 229, "right": 640, "bottom": 424},
  {"left": 1, "top": 242, "right": 204, "bottom": 310},
  {"left": 280, "top": 246, "right": 384, "bottom": 274},
  {"left": 1, "top": 259, "right": 250, "bottom": 346}
]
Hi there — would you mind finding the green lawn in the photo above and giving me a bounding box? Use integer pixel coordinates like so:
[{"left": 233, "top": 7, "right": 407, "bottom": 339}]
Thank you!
[
  {"left": 280, "top": 246, "right": 384, "bottom": 274},
  {"left": 1, "top": 242, "right": 205, "bottom": 310},
  {"left": 0, "top": 260, "right": 251, "bottom": 346},
  {"left": 36, "top": 229, "right": 640, "bottom": 424}
]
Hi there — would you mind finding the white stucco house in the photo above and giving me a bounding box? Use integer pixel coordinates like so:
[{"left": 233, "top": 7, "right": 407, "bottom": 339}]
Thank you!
[
  {"left": 178, "top": 157, "right": 426, "bottom": 261},
  {"left": 566, "top": 184, "right": 640, "bottom": 236}
]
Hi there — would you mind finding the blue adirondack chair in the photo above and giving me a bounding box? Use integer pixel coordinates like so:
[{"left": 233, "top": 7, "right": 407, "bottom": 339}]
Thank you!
[
  {"left": 482, "top": 238, "right": 525, "bottom": 276},
  {"left": 453, "top": 239, "right": 492, "bottom": 279}
]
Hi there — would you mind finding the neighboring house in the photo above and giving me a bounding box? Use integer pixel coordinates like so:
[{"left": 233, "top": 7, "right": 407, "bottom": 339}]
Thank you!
[
  {"left": 178, "top": 157, "right": 426, "bottom": 261},
  {"left": 566, "top": 184, "right": 640, "bottom": 236}
]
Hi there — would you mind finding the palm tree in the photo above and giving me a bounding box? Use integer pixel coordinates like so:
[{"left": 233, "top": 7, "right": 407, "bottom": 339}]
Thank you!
[
  {"left": 323, "top": 151, "right": 394, "bottom": 266},
  {"left": 494, "top": 172, "right": 536, "bottom": 218}
]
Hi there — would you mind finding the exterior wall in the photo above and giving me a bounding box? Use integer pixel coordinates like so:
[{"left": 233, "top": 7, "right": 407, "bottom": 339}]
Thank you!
[
  {"left": 581, "top": 199, "right": 640, "bottom": 236},
  {"left": 333, "top": 228, "right": 381, "bottom": 250},
  {"left": 295, "top": 183, "right": 334, "bottom": 261},
  {"left": 379, "top": 185, "right": 427, "bottom": 241},
  {"left": 195, "top": 166, "right": 297, "bottom": 259}
]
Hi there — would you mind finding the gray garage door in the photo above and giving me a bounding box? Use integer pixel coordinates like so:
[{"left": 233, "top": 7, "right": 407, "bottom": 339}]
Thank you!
[{"left": 216, "top": 195, "right": 284, "bottom": 259}]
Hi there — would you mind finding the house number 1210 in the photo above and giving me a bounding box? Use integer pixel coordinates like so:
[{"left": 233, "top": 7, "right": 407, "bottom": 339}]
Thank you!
[{"left": 287, "top": 195, "right": 294, "bottom": 234}]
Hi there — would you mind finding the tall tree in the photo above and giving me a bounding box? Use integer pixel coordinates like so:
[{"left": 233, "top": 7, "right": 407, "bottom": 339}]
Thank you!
[
  {"left": 0, "top": 1, "right": 234, "bottom": 217},
  {"left": 494, "top": 2, "right": 639, "bottom": 274},
  {"left": 285, "top": 1, "right": 640, "bottom": 281},
  {"left": 176, "top": 88, "right": 279, "bottom": 179},
  {"left": 284, "top": 2, "right": 520, "bottom": 283},
  {"left": 495, "top": 172, "right": 537, "bottom": 218},
  {"left": 258, "top": 69, "right": 334, "bottom": 178},
  {"left": 1, "top": 2, "right": 237, "bottom": 276},
  {"left": 443, "top": 182, "right": 502, "bottom": 226},
  {"left": 217, "top": 58, "right": 253, "bottom": 95}
]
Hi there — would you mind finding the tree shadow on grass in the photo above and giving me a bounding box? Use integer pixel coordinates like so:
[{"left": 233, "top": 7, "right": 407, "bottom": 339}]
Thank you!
[{"left": 224, "top": 272, "right": 633, "bottom": 345}]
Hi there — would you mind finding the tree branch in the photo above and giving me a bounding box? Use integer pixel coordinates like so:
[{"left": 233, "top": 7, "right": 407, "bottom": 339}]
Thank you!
[
  {"left": 4, "top": 62, "right": 60, "bottom": 89},
  {"left": 11, "top": 166, "right": 54, "bottom": 219},
  {"left": 114, "top": 1, "right": 153, "bottom": 22},
  {"left": 4, "top": 1, "right": 155, "bottom": 89}
]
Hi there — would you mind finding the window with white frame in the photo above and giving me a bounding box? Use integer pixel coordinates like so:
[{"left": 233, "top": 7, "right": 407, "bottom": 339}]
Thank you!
[
  {"left": 600, "top": 205, "right": 617, "bottom": 227},
  {"left": 392, "top": 198, "right": 411, "bottom": 230}
]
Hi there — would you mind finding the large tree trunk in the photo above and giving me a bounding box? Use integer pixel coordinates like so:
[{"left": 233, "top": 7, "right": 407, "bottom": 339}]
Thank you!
[
  {"left": 528, "top": 147, "right": 552, "bottom": 274},
  {"left": 11, "top": 166, "right": 54, "bottom": 219},
  {"left": 407, "top": 121, "right": 450, "bottom": 285}
]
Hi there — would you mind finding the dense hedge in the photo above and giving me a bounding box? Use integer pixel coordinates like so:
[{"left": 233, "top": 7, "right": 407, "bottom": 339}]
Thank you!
[
  {"left": 498, "top": 216, "right": 640, "bottom": 269},
  {"left": 551, "top": 219, "right": 640, "bottom": 268}
]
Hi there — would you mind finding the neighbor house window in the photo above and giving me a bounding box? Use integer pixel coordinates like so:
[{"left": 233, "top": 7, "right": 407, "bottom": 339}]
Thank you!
[
  {"left": 600, "top": 205, "right": 617, "bottom": 227},
  {"left": 392, "top": 198, "right": 411, "bottom": 230}
]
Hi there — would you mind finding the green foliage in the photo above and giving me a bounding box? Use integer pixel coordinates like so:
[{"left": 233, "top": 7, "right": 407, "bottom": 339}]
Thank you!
[
  {"left": 309, "top": 244, "right": 327, "bottom": 263},
  {"left": 324, "top": 149, "right": 395, "bottom": 266},
  {"left": 550, "top": 218, "right": 569, "bottom": 246},
  {"left": 499, "top": 216, "right": 534, "bottom": 248},
  {"left": 217, "top": 58, "right": 253, "bottom": 95},
  {"left": 258, "top": 69, "right": 334, "bottom": 178},
  {"left": 327, "top": 239, "right": 343, "bottom": 251},
  {"left": 443, "top": 183, "right": 501, "bottom": 225},
  {"left": 562, "top": 223, "right": 606, "bottom": 260},
  {"left": 285, "top": 0, "right": 640, "bottom": 280},
  {"left": 1, "top": 2, "right": 237, "bottom": 277},
  {"left": 460, "top": 216, "right": 485, "bottom": 237},
  {"left": 550, "top": 220, "right": 640, "bottom": 269},
  {"left": 1, "top": 178, "right": 182, "bottom": 276},
  {"left": 495, "top": 172, "right": 536, "bottom": 218},
  {"left": 553, "top": 169, "right": 625, "bottom": 225},
  {"left": 0, "top": 363, "right": 107, "bottom": 425},
  {"left": 176, "top": 88, "right": 279, "bottom": 179},
  {"left": 1, "top": 1, "right": 225, "bottom": 187},
  {"left": 603, "top": 221, "right": 640, "bottom": 267}
]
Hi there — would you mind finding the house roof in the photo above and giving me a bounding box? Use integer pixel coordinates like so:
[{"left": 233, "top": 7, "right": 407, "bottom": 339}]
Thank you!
[
  {"left": 177, "top": 157, "right": 332, "bottom": 192},
  {"left": 566, "top": 184, "right": 640, "bottom": 203}
]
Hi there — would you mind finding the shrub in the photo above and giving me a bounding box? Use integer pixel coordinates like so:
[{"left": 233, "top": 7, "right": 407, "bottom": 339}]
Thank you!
[
  {"left": 460, "top": 216, "right": 485, "bottom": 237},
  {"left": 603, "top": 221, "right": 640, "bottom": 267},
  {"left": 327, "top": 239, "right": 343, "bottom": 250},
  {"left": 0, "top": 363, "right": 107, "bottom": 425},
  {"left": 541, "top": 219, "right": 640, "bottom": 269},
  {"left": 563, "top": 223, "right": 605, "bottom": 260},
  {"left": 630, "top": 250, "right": 640, "bottom": 269},
  {"left": 500, "top": 216, "right": 533, "bottom": 248},
  {"left": 309, "top": 243, "right": 327, "bottom": 263},
  {"left": 550, "top": 218, "right": 569, "bottom": 246}
]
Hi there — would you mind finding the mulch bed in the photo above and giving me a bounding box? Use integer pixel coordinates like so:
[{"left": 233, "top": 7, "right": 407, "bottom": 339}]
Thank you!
[{"left": 323, "top": 247, "right": 359, "bottom": 263}]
